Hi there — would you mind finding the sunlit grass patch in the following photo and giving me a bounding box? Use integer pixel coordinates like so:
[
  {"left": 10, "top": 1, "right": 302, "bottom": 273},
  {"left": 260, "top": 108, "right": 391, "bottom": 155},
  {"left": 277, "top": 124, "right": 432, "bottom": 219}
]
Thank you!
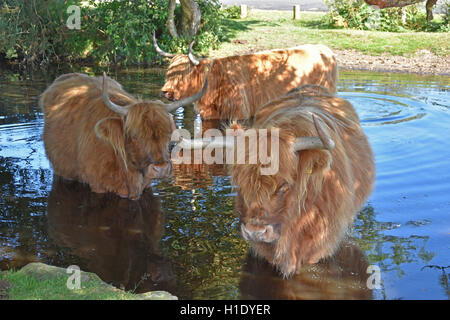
[{"left": 211, "top": 10, "right": 450, "bottom": 58}]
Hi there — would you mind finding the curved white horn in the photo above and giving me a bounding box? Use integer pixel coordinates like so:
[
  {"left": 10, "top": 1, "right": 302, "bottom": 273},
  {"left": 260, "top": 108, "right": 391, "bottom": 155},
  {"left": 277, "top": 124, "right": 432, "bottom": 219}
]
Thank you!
[
  {"left": 102, "top": 72, "right": 129, "bottom": 116},
  {"left": 152, "top": 30, "right": 175, "bottom": 58},
  {"left": 188, "top": 40, "right": 200, "bottom": 66},
  {"left": 165, "top": 77, "right": 208, "bottom": 113},
  {"left": 293, "top": 114, "right": 335, "bottom": 151}
]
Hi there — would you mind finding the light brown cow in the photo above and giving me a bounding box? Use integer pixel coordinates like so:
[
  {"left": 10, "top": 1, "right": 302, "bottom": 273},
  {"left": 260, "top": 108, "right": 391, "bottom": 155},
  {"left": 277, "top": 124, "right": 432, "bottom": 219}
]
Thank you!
[
  {"left": 230, "top": 84, "right": 375, "bottom": 277},
  {"left": 154, "top": 33, "right": 337, "bottom": 120},
  {"left": 40, "top": 72, "right": 207, "bottom": 199}
]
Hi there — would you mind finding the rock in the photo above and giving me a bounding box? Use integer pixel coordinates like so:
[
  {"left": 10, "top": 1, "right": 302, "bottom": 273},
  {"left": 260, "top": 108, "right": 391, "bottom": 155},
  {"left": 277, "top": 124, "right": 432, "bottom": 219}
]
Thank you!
[
  {"left": 0, "top": 280, "right": 10, "bottom": 300},
  {"left": 19, "top": 262, "right": 104, "bottom": 284},
  {"left": 134, "top": 291, "right": 178, "bottom": 300},
  {"left": 18, "top": 262, "right": 178, "bottom": 300},
  {"left": 232, "top": 39, "right": 249, "bottom": 45}
]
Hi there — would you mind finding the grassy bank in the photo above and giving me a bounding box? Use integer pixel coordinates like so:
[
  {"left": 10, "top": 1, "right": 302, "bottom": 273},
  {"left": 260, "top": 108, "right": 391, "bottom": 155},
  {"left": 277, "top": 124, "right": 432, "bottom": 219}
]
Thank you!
[
  {"left": 210, "top": 10, "right": 450, "bottom": 58},
  {"left": 1, "top": 270, "right": 132, "bottom": 300},
  {"left": 0, "top": 263, "right": 176, "bottom": 300}
]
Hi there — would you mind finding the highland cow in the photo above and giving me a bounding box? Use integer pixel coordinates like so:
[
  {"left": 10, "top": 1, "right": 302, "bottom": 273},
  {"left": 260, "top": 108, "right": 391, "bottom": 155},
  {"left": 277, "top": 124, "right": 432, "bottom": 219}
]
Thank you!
[
  {"left": 40, "top": 72, "right": 207, "bottom": 199},
  {"left": 229, "top": 84, "right": 375, "bottom": 277},
  {"left": 153, "top": 32, "right": 337, "bottom": 120}
]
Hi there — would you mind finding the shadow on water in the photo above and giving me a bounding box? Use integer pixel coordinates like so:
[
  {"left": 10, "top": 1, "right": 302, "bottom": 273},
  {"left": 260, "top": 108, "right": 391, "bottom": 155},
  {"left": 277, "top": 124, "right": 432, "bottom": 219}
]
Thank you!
[{"left": 0, "top": 65, "right": 449, "bottom": 299}]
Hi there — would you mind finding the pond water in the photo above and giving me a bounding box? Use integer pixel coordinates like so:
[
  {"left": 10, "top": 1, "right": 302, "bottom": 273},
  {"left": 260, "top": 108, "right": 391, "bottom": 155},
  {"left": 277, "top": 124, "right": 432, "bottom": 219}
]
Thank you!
[{"left": 0, "top": 65, "right": 449, "bottom": 300}]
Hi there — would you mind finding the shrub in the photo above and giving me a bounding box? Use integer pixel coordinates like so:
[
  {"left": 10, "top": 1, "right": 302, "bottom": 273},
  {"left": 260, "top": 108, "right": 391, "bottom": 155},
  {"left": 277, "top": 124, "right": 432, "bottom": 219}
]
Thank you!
[
  {"left": 0, "top": 0, "right": 226, "bottom": 67},
  {"left": 86, "top": 0, "right": 168, "bottom": 65},
  {"left": 442, "top": 0, "right": 450, "bottom": 25},
  {"left": 0, "top": 0, "right": 87, "bottom": 67},
  {"left": 323, "top": 0, "right": 448, "bottom": 32},
  {"left": 221, "top": 5, "right": 242, "bottom": 19}
]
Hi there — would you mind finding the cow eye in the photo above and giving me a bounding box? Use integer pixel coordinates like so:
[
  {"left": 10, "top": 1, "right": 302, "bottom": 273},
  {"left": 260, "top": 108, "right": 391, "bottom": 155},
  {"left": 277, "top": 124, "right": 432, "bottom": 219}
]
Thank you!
[{"left": 277, "top": 183, "right": 289, "bottom": 195}]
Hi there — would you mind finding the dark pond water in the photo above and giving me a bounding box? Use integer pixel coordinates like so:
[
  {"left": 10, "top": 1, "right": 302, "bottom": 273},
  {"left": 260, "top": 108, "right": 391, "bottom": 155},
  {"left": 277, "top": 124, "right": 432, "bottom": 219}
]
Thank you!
[{"left": 0, "top": 65, "right": 449, "bottom": 299}]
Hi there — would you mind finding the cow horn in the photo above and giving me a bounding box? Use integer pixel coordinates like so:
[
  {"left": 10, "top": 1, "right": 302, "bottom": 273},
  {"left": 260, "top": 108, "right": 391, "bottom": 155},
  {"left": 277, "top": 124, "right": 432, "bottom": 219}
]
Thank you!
[
  {"left": 188, "top": 40, "right": 200, "bottom": 66},
  {"left": 152, "top": 30, "right": 175, "bottom": 58},
  {"left": 293, "top": 114, "right": 335, "bottom": 151},
  {"left": 165, "top": 77, "right": 208, "bottom": 113},
  {"left": 102, "top": 72, "right": 129, "bottom": 116}
]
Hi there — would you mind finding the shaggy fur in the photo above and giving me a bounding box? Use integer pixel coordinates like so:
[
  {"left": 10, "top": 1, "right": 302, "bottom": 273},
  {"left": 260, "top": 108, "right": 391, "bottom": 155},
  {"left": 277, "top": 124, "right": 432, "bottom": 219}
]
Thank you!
[
  {"left": 40, "top": 73, "right": 173, "bottom": 199},
  {"left": 161, "top": 45, "right": 337, "bottom": 120},
  {"left": 231, "top": 84, "right": 375, "bottom": 277}
]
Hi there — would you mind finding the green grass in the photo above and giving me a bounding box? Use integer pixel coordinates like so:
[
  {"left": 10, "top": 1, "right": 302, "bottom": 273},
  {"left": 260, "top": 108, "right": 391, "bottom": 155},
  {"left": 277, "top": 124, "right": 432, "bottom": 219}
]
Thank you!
[
  {"left": 211, "top": 10, "right": 450, "bottom": 58},
  {"left": 0, "top": 269, "right": 136, "bottom": 300}
]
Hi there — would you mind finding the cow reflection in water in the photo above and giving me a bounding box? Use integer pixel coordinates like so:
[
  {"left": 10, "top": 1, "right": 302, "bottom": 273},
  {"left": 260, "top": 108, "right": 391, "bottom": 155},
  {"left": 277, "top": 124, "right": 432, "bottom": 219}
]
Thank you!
[
  {"left": 240, "top": 241, "right": 372, "bottom": 300},
  {"left": 47, "top": 177, "right": 174, "bottom": 293}
]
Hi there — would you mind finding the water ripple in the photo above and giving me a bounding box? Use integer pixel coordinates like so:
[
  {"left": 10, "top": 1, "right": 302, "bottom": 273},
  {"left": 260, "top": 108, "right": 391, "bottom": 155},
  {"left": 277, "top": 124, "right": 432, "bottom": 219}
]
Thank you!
[{"left": 340, "top": 92, "right": 428, "bottom": 126}]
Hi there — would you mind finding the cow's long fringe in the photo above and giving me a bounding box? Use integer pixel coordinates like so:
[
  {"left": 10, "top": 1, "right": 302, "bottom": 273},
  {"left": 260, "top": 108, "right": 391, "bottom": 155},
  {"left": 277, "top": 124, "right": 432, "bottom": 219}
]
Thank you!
[{"left": 231, "top": 85, "right": 376, "bottom": 277}]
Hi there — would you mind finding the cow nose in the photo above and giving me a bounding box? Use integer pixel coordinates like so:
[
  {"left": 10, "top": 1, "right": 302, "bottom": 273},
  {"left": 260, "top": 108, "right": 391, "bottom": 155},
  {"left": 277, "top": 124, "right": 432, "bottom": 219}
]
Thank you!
[
  {"left": 241, "top": 223, "right": 276, "bottom": 243},
  {"left": 150, "top": 162, "right": 172, "bottom": 178},
  {"left": 160, "top": 91, "right": 174, "bottom": 101}
]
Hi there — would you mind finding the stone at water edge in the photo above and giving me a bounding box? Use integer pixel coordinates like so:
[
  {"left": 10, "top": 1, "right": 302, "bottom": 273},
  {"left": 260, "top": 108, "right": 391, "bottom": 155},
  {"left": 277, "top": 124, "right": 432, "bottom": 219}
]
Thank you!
[{"left": 17, "top": 262, "right": 177, "bottom": 300}]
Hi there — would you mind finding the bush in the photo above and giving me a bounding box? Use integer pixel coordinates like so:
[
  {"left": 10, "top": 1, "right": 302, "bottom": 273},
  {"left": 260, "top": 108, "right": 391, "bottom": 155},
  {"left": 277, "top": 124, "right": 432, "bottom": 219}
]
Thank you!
[
  {"left": 441, "top": 0, "right": 450, "bottom": 30},
  {"left": 221, "top": 5, "right": 242, "bottom": 19},
  {"left": 0, "top": 0, "right": 225, "bottom": 67},
  {"left": 323, "top": 0, "right": 449, "bottom": 32},
  {"left": 0, "top": 0, "right": 86, "bottom": 67},
  {"left": 86, "top": 0, "right": 169, "bottom": 65}
]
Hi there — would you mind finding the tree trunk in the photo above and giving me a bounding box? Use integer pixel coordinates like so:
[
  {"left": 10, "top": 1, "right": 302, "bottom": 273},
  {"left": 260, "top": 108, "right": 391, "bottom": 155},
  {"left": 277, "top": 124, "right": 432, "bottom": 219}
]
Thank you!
[
  {"left": 425, "top": 0, "right": 437, "bottom": 22},
  {"left": 180, "top": 0, "right": 201, "bottom": 38},
  {"left": 167, "top": 0, "right": 179, "bottom": 38},
  {"left": 166, "top": 0, "right": 201, "bottom": 39}
]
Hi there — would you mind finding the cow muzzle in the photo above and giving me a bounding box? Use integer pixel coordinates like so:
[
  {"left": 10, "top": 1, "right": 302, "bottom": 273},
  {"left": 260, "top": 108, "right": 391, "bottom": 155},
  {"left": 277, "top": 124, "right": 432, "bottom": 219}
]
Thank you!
[
  {"left": 160, "top": 91, "right": 175, "bottom": 101},
  {"left": 241, "top": 223, "right": 280, "bottom": 243},
  {"left": 148, "top": 162, "right": 172, "bottom": 179}
]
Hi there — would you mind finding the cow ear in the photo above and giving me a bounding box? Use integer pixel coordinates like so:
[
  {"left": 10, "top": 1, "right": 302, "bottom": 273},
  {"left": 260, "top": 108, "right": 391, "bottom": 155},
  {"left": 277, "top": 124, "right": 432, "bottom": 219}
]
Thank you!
[
  {"left": 311, "top": 150, "right": 332, "bottom": 173},
  {"left": 298, "top": 149, "right": 332, "bottom": 175},
  {"left": 94, "top": 117, "right": 127, "bottom": 169}
]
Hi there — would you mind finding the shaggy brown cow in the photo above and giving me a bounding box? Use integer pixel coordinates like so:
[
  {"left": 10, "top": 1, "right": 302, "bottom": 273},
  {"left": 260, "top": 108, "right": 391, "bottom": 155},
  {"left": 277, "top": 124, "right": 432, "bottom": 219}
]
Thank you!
[
  {"left": 40, "top": 72, "right": 207, "bottom": 199},
  {"left": 154, "top": 33, "right": 337, "bottom": 120},
  {"left": 230, "top": 84, "right": 375, "bottom": 277}
]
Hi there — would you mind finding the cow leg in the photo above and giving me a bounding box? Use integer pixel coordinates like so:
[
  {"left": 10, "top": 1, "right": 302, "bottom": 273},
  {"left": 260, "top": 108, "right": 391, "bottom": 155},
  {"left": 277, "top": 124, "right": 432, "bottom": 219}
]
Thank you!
[
  {"left": 125, "top": 171, "right": 145, "bottom": 200},
  {"left": 90, "top": 184, "right": 108, "bottom": 195},
  {"left": 273, "top": 230, "right": 298, "bottom": 278}
]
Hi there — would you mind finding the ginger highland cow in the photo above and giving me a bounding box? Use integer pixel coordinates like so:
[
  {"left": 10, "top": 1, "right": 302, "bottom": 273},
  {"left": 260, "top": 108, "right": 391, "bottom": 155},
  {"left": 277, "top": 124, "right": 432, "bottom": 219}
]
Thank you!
[
  {"left": 153, "top": 32, "right": 337, "bottom": 120},
  {"left": 40, "top": 72, "right": 207, "bottom": 199},
  {"left": 230, "top": 84, "right": 375, "bottom": 277}
]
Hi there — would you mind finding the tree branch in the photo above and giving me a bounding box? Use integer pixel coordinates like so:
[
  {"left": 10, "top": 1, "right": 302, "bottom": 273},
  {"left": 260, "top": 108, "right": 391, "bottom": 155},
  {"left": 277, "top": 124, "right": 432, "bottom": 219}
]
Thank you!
[{"left": 167, "top": 0, "right": 179, "bottom": 38}]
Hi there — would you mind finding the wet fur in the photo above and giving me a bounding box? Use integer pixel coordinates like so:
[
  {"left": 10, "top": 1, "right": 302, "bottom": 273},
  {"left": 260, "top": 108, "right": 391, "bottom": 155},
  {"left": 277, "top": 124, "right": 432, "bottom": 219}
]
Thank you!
[
  {"left": 231, "top": 84, "right": 376, "bottom": 277},
  {"left": 40, "top": 73, "right": 172, "bottom": 199},
  {"left": 162, "top": 45, "right": 337, "bottom": 120}
]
